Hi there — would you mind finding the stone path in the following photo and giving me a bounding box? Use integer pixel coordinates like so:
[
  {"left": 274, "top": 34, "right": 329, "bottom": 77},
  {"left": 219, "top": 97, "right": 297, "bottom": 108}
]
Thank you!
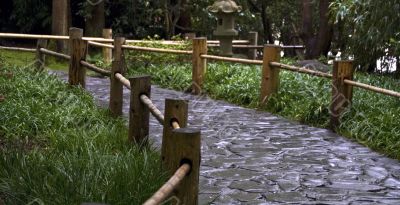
[{"left": 54, "top": 72, "right": 400, "bottom": 204}]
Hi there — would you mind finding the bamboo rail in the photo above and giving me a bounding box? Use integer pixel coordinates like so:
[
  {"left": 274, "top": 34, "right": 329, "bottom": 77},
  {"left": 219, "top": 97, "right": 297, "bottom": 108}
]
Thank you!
[
  {"left": 114, "top": 73, "right": 131, "bottom": 90},
  {"left": 207, "top": 40, "right": 249, "bottom": 44},
  {"left": 208, "top": 44, "right": 305, "bottom": 49},
  {"left": 344, "top": 79, "right": 400, "bottom": 98},
  {"left": 125, "top": 40, "right": 186, "bottom": 45},
  {"left": 270, "top": 62, "right": 333, "bottom": 79},
  {"left": 80, "top": 60, "right": 111, "bottom": 76},
  {"left": 140, "top": 94, "right": 165, "bottom": 125},
  {"left": 40, "top": 48, "right": 71, "bottom": 60},
  {"left": 122, "top": 45, "right": 192, "bottom": 55},
  {"left": 143, "top": 163, "right": 191, "bottom": 205},
  {"left": 200, "top": 54, "right": 263, "bottom": 65},
  {"left": 0, "top": 46, "right": 35, "bottom": 52},
  {"left": 0, "top": 33, "right": 114, "bottom": 42},
  {"left": 172, "top": 121, "right": 180, "bottom": 129},
  {"left": 88, "top": 41, "right": 114, "bottom": 49}
]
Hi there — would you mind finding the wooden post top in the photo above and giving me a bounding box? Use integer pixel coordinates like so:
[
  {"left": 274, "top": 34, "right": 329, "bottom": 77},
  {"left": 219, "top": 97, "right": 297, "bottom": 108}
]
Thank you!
[
  {"left": 114, "top": 36, "right": 126, "bottom": 43},
  {"left": 193, "top": 37, "right": 207, "bottom": 41},
  {"left": 334, "top": 60, "right": 354, "bottom": 63},
  {"left": 129, "top": 75, "right": 151, "bottom": 81},
  {"left": 172, "top": 127, "right": 201, "bottom": 136},
  {"left": 69, "top": 27, "right": 83, "bottom": 38}
]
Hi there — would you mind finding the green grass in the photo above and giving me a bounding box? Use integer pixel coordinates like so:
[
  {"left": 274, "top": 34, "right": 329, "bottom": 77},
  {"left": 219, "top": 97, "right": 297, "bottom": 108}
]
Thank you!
[
  {"left": 127, "top": 60, "right": 400, "bottom": 159},
  {"left": 0, "top": 49, "right": 68, "bottom": 71},
  {"left": 0, "top": 62, "right": 166, "bottom": 204}
]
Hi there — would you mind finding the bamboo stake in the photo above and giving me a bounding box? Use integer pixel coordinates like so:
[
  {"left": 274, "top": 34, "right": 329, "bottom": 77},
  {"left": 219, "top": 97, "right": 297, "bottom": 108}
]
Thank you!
[
  {"left": 260, "top": 45, "right": 281, "bottom": 105},
  {"left": 68, "top": 28, "right": 87, "bottom": 88},
  {"left": 129, "top": 75, "right": 151, "bottom": 144},
  {"left": 109, "top": 37, "right": 127, "bottom": 117},
  {"left": 192, "top": 38, "right": 208, "bottom": 94},
  {"left": 330, "top": 60, "right": 354, "bottom": 129},
  {"left": 102, "top": 29, "right": 113, "bottom": 64},
  {"left": 35, "top": 39, "right": 48, "bottom": 71}
]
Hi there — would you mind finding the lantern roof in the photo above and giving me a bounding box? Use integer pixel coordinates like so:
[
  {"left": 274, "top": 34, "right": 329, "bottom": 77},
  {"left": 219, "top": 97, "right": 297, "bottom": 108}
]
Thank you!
[{"left": 208, "top": 0, "right": 242, "bottom": 14}]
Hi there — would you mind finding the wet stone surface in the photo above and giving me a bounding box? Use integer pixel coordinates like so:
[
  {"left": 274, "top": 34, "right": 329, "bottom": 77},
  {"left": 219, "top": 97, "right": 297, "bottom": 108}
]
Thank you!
[{"left": 53, "top": 72, "right": 400, "bottom": 204}]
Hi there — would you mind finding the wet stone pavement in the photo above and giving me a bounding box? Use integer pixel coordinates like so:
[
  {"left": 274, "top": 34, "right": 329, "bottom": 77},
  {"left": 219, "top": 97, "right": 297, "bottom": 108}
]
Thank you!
[{"left": 53, "top": 72, "right": 400, "bottom": 204}]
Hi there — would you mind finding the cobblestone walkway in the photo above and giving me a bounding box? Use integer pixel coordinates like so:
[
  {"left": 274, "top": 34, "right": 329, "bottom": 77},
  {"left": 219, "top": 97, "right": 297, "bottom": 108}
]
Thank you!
[{"left": 54, "top": 72, "right": 400, "bottom": 204}]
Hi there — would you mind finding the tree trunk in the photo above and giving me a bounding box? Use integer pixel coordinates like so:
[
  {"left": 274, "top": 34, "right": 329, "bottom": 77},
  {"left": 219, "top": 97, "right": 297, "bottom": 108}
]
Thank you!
[
  {"left": 52, "top": 0, "right": 70, "bottom": 53},
  {"left": 85, "top": 1, "right": 105, "bottom": 37},
  {"left": 301, "top": 0, "right": 316, "bottom": 59},
  {"left": 261, "top": 2, "right": 274, "bottom": 44},
  {"left": 315, "top": 0, "right": 333, "bottom": 56},
  {"left": 301, "top": 0, "right": 333, "bottom": 59},
  {"left": 175, "top": 0, "right": 191, "bottom": 35}
]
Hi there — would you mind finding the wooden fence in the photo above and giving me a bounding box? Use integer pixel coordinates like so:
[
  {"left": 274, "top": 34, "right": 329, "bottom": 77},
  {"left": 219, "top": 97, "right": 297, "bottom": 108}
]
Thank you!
[
  {"left": 0, "top": 28, "right": 201, "bottom": 205},
  {"left": 1, "top": 27, "right": 400, "bottom": 204}
]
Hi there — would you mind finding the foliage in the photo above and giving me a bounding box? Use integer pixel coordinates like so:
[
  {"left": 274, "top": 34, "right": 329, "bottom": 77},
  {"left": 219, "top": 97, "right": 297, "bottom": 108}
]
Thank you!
[
  {"left": 8, "top": 0, "right": 51, "bottom": 33},
  {"left": 330, "top": 0, "right": 400, "bottom": 71},
  {"left": 0, "top": 64, "right": 166, "bottom": 204}
]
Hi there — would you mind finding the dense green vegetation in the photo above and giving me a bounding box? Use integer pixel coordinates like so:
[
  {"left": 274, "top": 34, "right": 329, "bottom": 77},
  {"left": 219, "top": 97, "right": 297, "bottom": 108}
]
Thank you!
[
  {"left": 0, "top": 61, "right": 165, "bottom": 204},
  {"left": 0, "top": 49, "right": 68, "bottom": 70},
  {"left": 127, "top": 56, "right": 400, "bottom": 159},
  {"left": 1, "top": 0, "right": 399, "bottom": 73}
]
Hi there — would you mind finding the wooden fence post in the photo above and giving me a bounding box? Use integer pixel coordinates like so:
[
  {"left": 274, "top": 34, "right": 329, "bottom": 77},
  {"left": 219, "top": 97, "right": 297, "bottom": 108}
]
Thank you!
[
  {"left": 102, "top": 28, "right": 113, "bottom": 64},
  {"left": 129, "top": 75, "right": 151, "bottom": 144},
  {"left": 164, "top": 127, "right": 201, "bottom": 205},
  {"left": 35, "top": 39, "right": 48, "bottom": 71},
  {"left": 330, "top": 60, "right": 354, "bottom": 129},
  {"left": 109, "top": 37, "right": 126, "bottom": 117},
  {"left": 192, "top": 37, "right": 207, "bottom": 95},
  {"left": 260, "top": 44, "right": 281, "bottom": 105},
  {"left": 247, "top": 31, "right": 258, "bottom": 60},
  {"left": 162, "top": 99, "right": 188, "bottom": 164},
  {"left": 68, "top": 27, "right": 87, "bottom": 88}
]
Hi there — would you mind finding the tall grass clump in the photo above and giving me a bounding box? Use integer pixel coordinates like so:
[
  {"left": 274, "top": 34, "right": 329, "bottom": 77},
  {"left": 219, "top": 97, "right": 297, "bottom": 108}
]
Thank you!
[{"left": 0, "top": 63, "right": 165, "bottom": 204}]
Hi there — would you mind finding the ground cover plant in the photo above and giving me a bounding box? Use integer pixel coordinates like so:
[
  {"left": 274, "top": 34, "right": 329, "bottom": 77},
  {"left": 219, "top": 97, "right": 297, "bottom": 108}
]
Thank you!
[
  {"left": 0, "top": 60, "right": 165, "bottom": 204},
  {"left": 126, "top": 50, "right": 400, "bottom": 159}
]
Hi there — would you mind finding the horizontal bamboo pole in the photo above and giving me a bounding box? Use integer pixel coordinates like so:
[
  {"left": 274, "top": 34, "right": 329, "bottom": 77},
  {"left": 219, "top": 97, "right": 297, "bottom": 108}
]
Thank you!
[
  {"left": 0, "top": 46, "right": 35, "bottom": 52},
  {"left": 122, "top": 45, "right": 192, "bottom": 55},
  {"left": 270, "top": 62, "right": 333, "bottom": 79},
  {"left": 40, "top": 48, "right": 71, "bottom": 60},
  {"left": 208, "top": 44, "right": 305, "bottom": 49},
  {"left": 140, "top": 94, "right": 165, "bottom": 125},
  {"left": 80, "top": 60, "right": 111, "bottom": 76},
  {"left": 344, "top": 79, "right": 400, "bottom": 98},
  {"left": 200, "top": 54, "right": 263, "bottom": 65},
  {"left": 172, "top": 121, "right": 180, "bottom": 129},
  {"left": 88, "top": 41, "right": 114, "bottom": 49},
  {"left": 114, "top": 73, "right": 131, "bottom": 90},
  {"left": 0, "top": 33, "right": 114, "bottom": 43},
  {"left": 207, "top": 40, "right": 249, "bottom": 44},
  {"left": 143, "top": 163, "right": 191, "bottom": 205},
  {"left": 125, "top": 40, "right": 186, "bottom": 45}
]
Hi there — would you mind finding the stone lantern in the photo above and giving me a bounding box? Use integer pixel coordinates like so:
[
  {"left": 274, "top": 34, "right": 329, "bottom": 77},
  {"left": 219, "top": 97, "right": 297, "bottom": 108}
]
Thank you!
[{"left": 208, "top": 0, "right": 242, "bottom": 56}]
